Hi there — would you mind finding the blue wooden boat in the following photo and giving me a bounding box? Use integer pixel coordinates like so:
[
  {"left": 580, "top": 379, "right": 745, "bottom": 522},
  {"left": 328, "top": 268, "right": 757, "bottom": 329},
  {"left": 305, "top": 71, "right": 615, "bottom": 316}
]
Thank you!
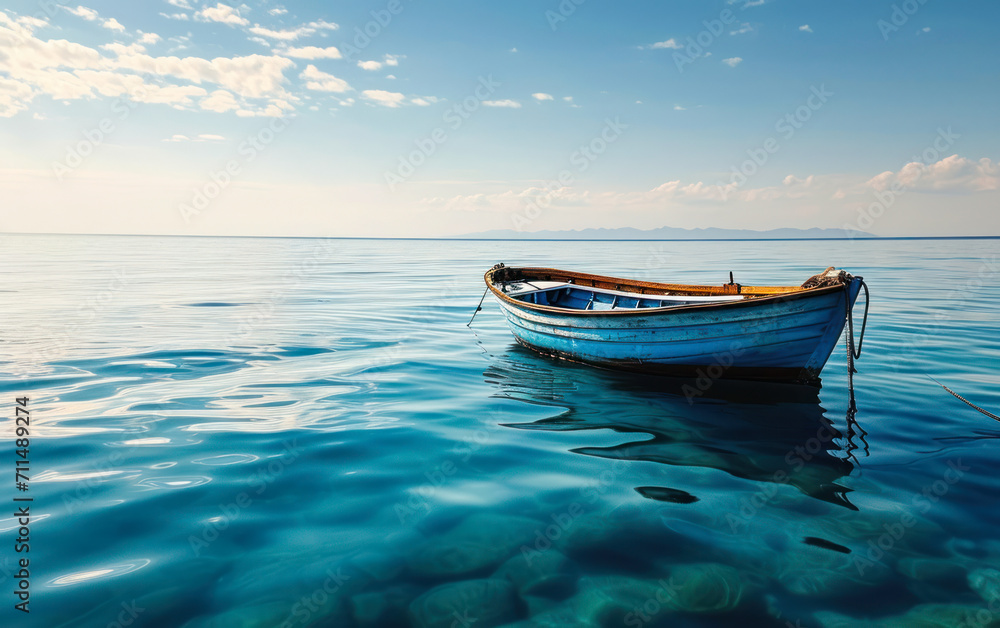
[{"left": 484, "top": 264, "right": 867, "bottom": 383}]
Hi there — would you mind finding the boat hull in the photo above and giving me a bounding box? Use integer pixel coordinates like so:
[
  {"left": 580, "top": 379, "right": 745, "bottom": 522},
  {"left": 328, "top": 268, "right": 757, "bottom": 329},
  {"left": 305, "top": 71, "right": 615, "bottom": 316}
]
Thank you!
[{"left": 491, "top": 274, "right": 862, "bottom": 383}]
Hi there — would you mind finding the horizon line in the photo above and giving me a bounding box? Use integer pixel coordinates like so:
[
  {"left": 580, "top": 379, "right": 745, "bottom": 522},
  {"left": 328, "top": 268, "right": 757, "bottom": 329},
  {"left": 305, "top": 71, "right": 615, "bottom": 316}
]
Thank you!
[{"left": 3, "top": 232, "right": 999, "bottom": 242}]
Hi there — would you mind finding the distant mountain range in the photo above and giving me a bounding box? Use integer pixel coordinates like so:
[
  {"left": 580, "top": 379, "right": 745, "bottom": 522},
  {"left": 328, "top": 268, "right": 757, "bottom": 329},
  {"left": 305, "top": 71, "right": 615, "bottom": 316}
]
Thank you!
[{"left": 456, "top": 226, "right": 876, "bottom": 240}]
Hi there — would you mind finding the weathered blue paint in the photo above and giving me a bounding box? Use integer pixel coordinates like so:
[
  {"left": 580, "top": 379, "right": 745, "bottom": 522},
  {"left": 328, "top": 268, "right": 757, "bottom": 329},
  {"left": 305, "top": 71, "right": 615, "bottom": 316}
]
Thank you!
[{"left": 486, "top": 266, "right": 863, "bottom": 383}]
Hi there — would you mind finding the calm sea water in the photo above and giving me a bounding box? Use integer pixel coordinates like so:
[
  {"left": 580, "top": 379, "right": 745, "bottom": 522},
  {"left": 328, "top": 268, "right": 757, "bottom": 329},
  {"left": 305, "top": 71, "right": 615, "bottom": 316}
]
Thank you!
[{"left": 2, "top": 234, "right": 999, "bottom": 628}]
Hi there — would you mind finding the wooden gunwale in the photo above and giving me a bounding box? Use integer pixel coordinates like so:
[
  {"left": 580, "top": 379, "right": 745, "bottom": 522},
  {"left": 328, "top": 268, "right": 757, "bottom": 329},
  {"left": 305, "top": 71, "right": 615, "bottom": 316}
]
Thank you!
[{"left": 485, "top": 266, "right": 846, "bottom": 317}]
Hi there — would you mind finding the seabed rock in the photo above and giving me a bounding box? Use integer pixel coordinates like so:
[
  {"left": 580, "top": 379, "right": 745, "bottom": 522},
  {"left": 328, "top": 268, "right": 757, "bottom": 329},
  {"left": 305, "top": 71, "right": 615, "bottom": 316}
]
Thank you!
[
  {"left": 663, "top": 562, "right": 748, "bottom": 614},
  {"left": 896, "top": 556, "right": 968, "bottom": 585},
  {"left": 407, "top": 513, "right": 543, "bottom": 579},
  {"left": 347, "top": 550, "right": 405, "bottom": 583},
  {"left": 181, "top": 600, "right": 294, "bottom": 628},
  {"left": 565, "top": 575, "right": 672, "bottom": 626},
  {"left": 816, "top": 603, "right": 1000, "bottom": 628},
  {"left": 969, "top": 568, "right": 1000, "bottom": 605},
  {"left": 408, "top": 578, "right": 521, "bottom": 628},
  {"left": 350, "top": 585, "right": 420, "bottom": 627},
  {"left": 777, "top": 542, "right": 890, "bottom": 598},
  {"left": 493, "top": 549, "right": 578, "bottom": 598}
]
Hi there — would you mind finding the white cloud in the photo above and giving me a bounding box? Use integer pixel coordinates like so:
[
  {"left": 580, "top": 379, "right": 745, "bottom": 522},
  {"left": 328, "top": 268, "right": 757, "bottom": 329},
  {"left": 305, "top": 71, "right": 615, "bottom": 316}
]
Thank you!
[
  {"left": 509, "top": 47, "right": 517, "bottom": 53},
  {"left": 248, "top": 36, "right": 270, "bottom": 47},
  {"left": 17, "top": 15, "right": 48, "bottom": 30},
  {"left": 268, "top": 6, "right": 288, "bottom": 16},
  {"left": 649, "top": 39, "right": 681, "bottom": 49},
  {"left": 563, "top": 96, "right": 573, "bottom": 102},
  {"left": 249, "top": 19, "right": 336, "bottom": 40},
  {"left": 532, "top": 93, "right": 553, "bottom": 101},
  {"left": 408, "top": 96, "right": 440, "bottom": 106},
  {"left": 282, "top": 45, "right": 341, "bottom": 59},
  {"left": 138, "top": 32, "right": 162, "bottom": 45},
  {"left": 0, "top": 12, "right": 298, "bottom": 116},
  {"left": 166, "top": 0, "right": 193, "bottom": 9},
  {"left": 102, "top": 18, "right": 125, "bottom": 31},
  {"left": 32, "top": 112, "right": 46, "bottom": 120},
  {"left": 383, "top": 54, "right": 402, "bottom": 66},
  {"left": 160, "top": 12, "right": 190, "bottom": 21},
  {"left": 200, "top": 89, "right": 239, "bottom": 112},
  {"left": 799, "top": 24, "right": 813, "bottom": 33},
  {"left": 110, "top": 53, "right": 295, "bottom": 99},
  {"left": 66, "top": 6, "right": 99, "bottom": 21},
  {"left": 197, "top": 3, "right": 248, "bottom": 26},
  {"left": 722, "top": 57, "right": 743, "bottom": 67},
  {"left": 248, "top": 25, "right": 306, "bottom": 40},
  {"left": 674, "top": 104, "right": 685, "bottom": 111},
  {"left": 0, "top": 76, "right": 33, "bottom": 117},
  {"left": 163, "top": 133, "right": 225, "bottom": 142},
  {"left": 920, "top": 27, "right": 931, "bottom": 33},
  {"left": 299, "top": 64, "right": 351, "bottom": 92},
  {"left": 385, "top": 74, "right": 396, "bottom": 80},
  {"left": 101, "top": 42, "right": 147, "bottom": 56},
  {"left": 868, "top": 155, "right": 1000, "bottom": 193},
  {"left": 362, "top": 89, "right": 405, "bottom": 107},
  {"left": 482, "top": 99, "right": 521, "bottom": 108},
  {"left": 730, "top": 23, "right": 753, "bottom": 35},
  {"left": 357, "top": 60, "right": 382, "bottom": 71}
]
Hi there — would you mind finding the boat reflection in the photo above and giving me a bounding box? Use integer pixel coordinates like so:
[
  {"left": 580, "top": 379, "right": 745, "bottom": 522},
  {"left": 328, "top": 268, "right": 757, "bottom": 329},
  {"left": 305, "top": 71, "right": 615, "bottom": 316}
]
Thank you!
[{"left": 484, "top": 345, "right": 861, "bottom": 510}]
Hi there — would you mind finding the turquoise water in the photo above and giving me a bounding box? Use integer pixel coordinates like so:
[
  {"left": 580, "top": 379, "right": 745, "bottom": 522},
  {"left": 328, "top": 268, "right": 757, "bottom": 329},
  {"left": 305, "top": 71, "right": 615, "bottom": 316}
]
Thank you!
[{"left": 2, "top": 234, "right": 999, "bottom": 628}]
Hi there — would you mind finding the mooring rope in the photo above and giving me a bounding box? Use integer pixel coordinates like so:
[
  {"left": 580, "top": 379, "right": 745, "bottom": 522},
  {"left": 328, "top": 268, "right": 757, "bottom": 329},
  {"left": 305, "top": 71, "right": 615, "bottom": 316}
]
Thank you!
[
  {"left": 927, "top": 376, "right": 1000, "bottom": 422},
  {"left": 845, "top": 278, "right": 870, "bottom": 395},
  {"left": 467, "top": 286, "right": 489, "bottom": 327}
]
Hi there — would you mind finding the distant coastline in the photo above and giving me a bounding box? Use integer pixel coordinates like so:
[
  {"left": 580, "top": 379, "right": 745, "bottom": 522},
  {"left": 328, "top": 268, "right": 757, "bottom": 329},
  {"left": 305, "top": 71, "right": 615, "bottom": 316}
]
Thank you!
[
  {"left": 455, "top": 226, "right": 877, "bottom": 240},
  {"left": 3, "top": 232, "right": 1000, "bottom": 241}
]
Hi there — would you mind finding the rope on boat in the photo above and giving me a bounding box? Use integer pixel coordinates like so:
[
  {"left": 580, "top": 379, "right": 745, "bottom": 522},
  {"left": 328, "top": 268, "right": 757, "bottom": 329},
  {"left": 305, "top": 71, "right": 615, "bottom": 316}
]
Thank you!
[
  {"left": 926, "top": 376, "right": 1000, "bottom": 422},
  {"left": 467, "top": 287, "right": 489, "bottom": 327},
  {"left": 845, "top": 278, "right": 870, "bottom": 396},
  {"left": 842, "top": 278, "right": 871, "bottom": 462},
  {"left": 469, "top": 263, "right": 506, "bottom": 327}
]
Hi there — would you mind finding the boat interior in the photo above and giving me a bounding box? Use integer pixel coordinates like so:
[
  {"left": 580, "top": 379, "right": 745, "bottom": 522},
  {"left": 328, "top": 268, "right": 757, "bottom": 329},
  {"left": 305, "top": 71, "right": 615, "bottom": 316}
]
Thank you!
[
  {"left": 500, "top": 280, "right": 747, "bottom": 311},
  {"left": 486, "top": 265, "right": 840, "bottom": 312}
]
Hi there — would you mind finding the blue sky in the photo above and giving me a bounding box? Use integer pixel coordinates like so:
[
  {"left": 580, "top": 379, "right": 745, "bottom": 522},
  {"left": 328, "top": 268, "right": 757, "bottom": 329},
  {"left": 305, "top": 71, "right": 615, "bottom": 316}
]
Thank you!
[{"left": 0, "top": 0, "right": 997, "bottom": 237}]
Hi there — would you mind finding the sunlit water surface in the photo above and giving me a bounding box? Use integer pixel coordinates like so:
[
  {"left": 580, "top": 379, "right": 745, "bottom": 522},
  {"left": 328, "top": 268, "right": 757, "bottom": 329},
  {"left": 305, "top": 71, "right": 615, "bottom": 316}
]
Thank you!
[{"left": 2, "top": 235, "right": 999, "bottom": 628}]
